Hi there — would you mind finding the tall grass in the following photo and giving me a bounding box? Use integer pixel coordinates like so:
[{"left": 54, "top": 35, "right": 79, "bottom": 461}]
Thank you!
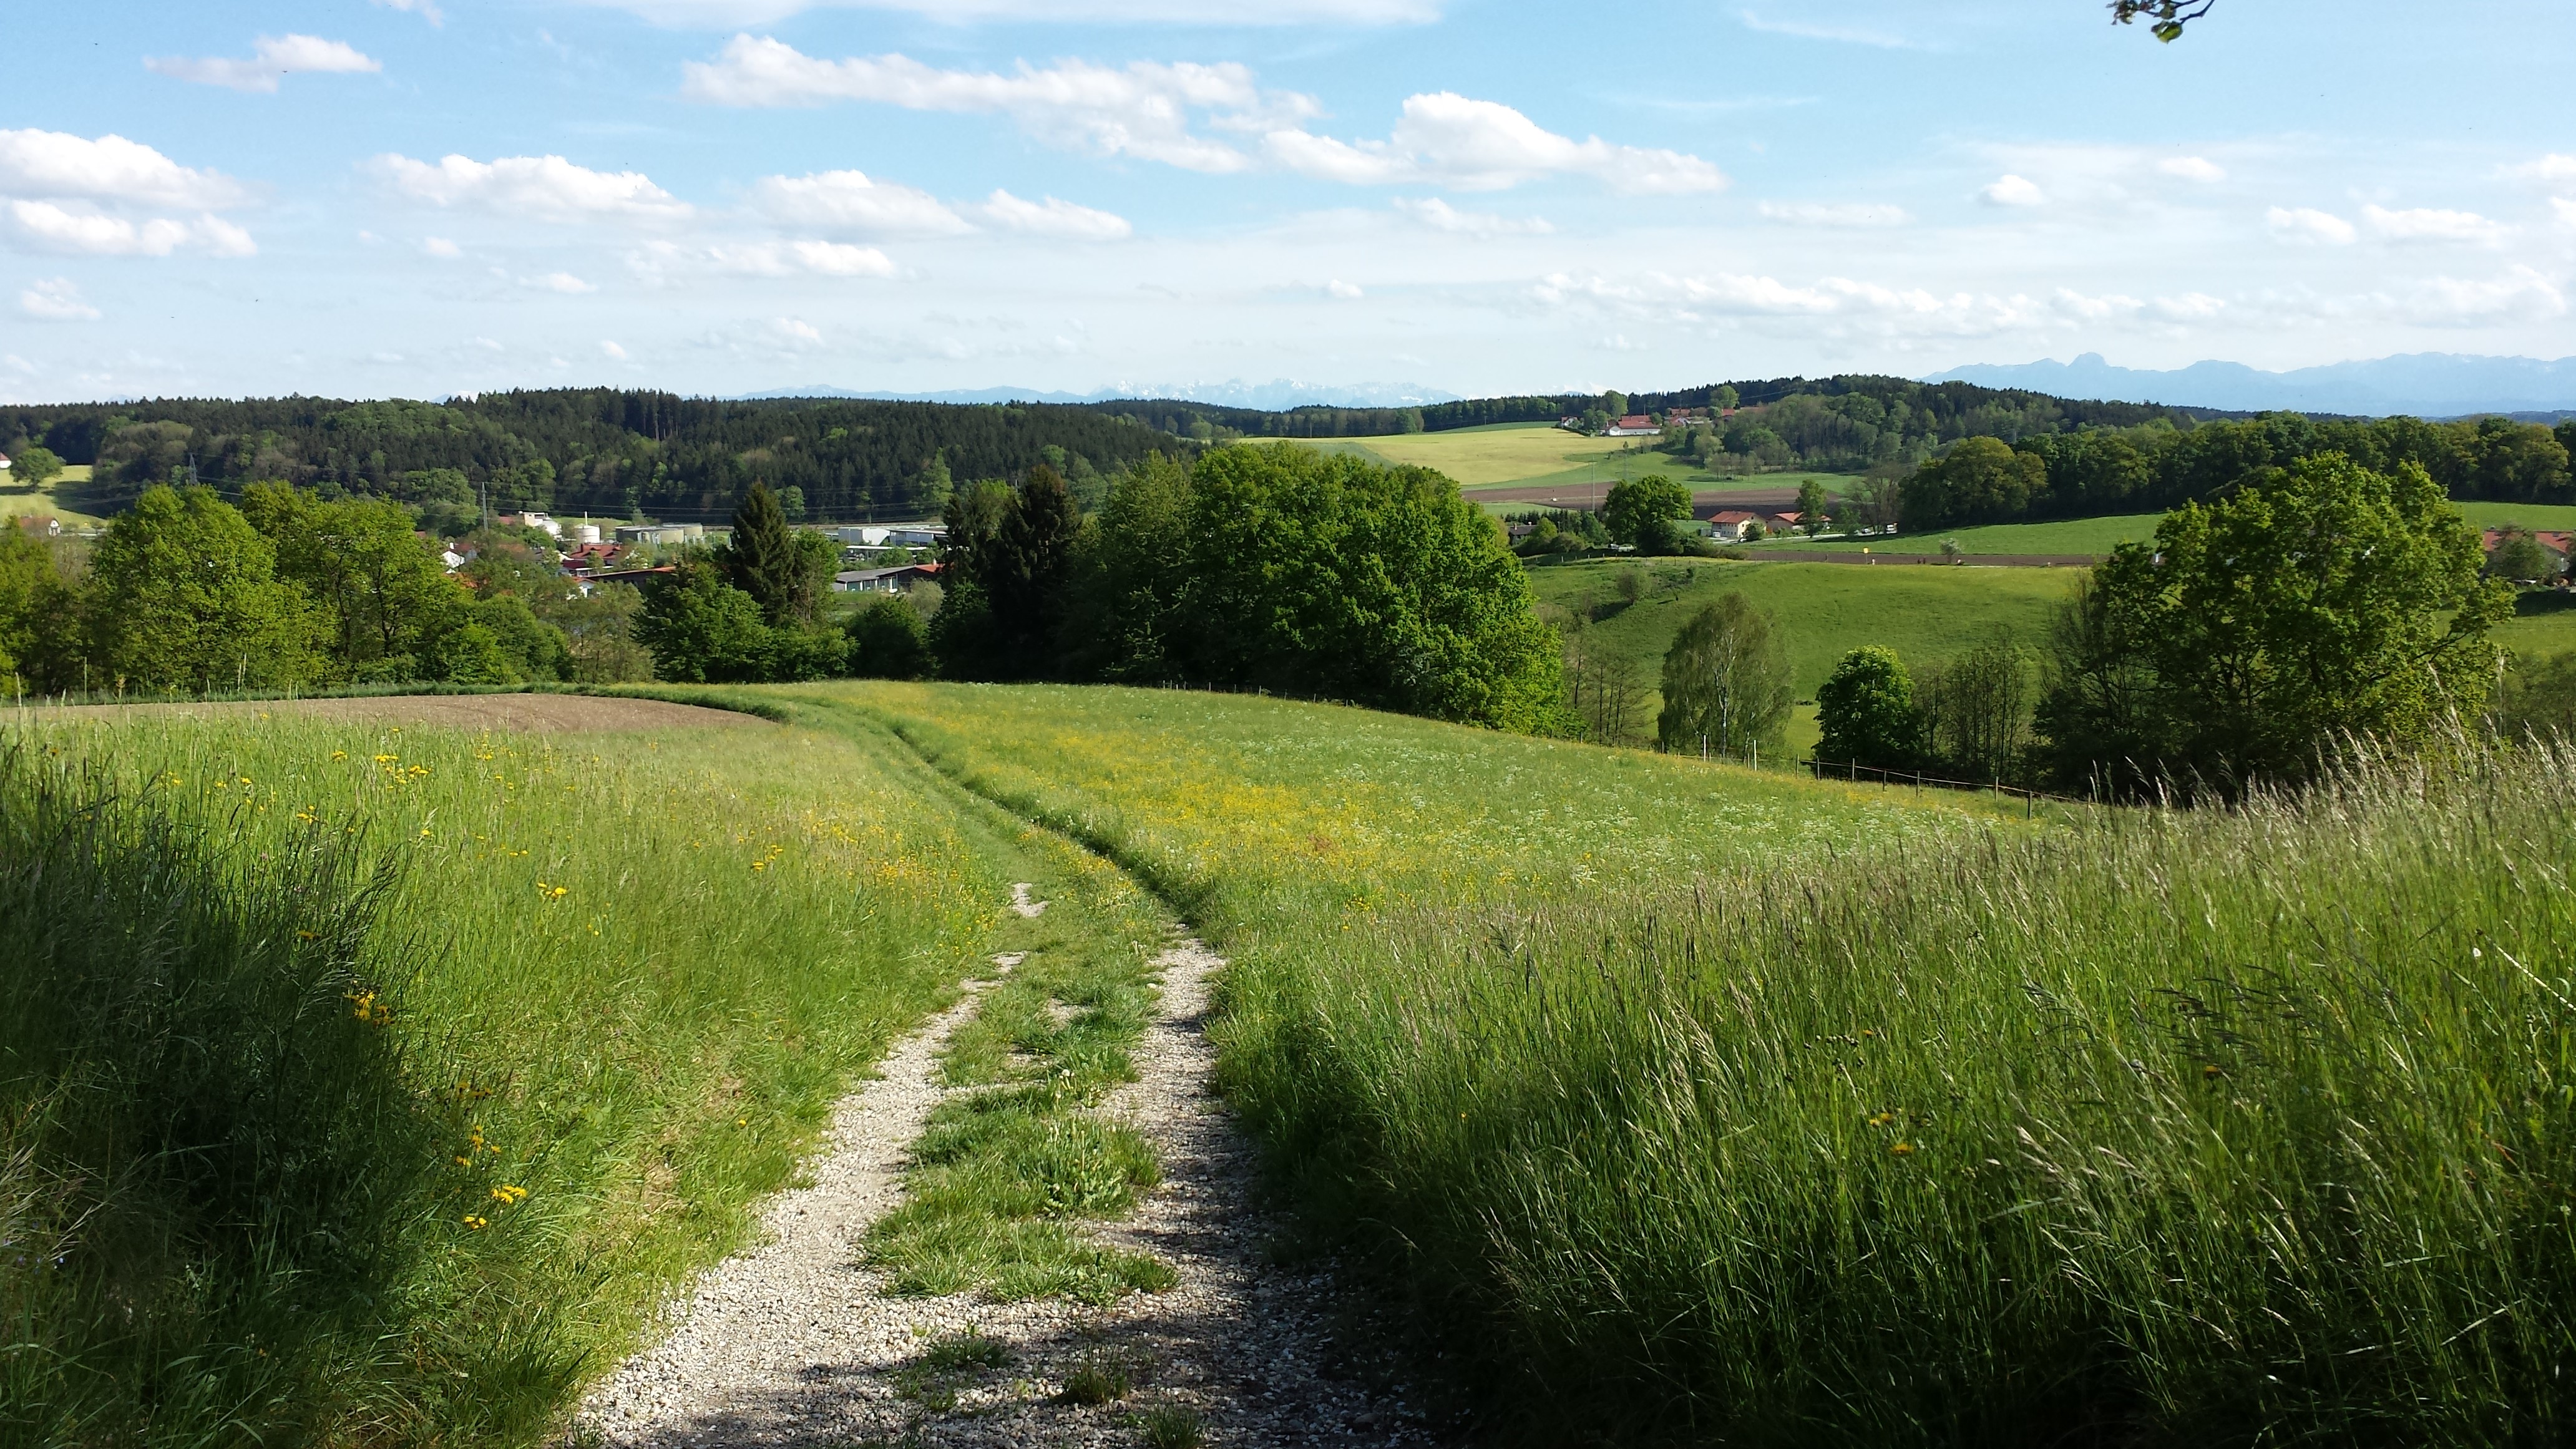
[
  {"left": 1, "top": 710, "right": 1012, "bottom": 1446},
  {"left": 834, "top": 681, "right": 2576, "bottom": 1443}
]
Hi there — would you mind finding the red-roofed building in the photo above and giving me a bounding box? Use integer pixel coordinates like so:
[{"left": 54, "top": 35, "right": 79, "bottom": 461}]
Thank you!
[{"left": 1603, "top": 414, "right": 1660, "bottom": 437}]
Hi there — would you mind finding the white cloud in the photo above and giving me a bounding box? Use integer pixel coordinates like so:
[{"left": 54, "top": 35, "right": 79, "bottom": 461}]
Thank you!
[
  {"left": 2157, "top": 156, "right": 2225, "bottom": 183},
  {"left": 375, "top": 153, "right": 693, "bottom": 223},
  {"left": 4, "top": 200, "right": 255, "bottom": 256},
  {"left": 521, "top": 271, "right": 596, "bottom": 293},
  {"left": 1325, "top": 278, "right": 1362, "bottom": 299},
  {"left": 2554, "top": 197, "right": 2576, "bottom": 232},
  {"left": 628, "top": 238, "right": 894, "bottom": 280},
  {"left": 600, "top": 339, "right": 629, "bottom": 359},
  {"left": 1978, "top": 174, "right": 2043, "bottom": 207},
  {"left": 1267, "top": 92, "right": 1724, "bottom": 193},
  {"left": 1755, "top": 200, "right": 1908, "bottom": 227},
  {"left": 774, "top": 316, "right": 824, "bottom": 345},
  {"left": 1737, "top": 9, "right": 1928, "bottom": 49},
  {"left": 1533, "top": 269, "right": 2061, "bottom": 339},
  {"left": 0, "top": 129, "right": 246, "bottom": 208},
  {"left": 583, "top": 0, "right": 1431, "bottom": 24},
  {"left": 371, "top": 0, "right": 446, "bottom": 24},
  {"left": 2154, "top": 292, "right": 2226, "bottom": 320},
  {"left": 2052, "top": 288, "right": 2144, "bottom": 320},
  {"left": 978, "top": 190, "right": 1131, "bottom": 241},
  {"left": 2401, "top": 266, "right": 2566, "bottom": 325},
  {"left": 2505, "top": 154, "right": 2576, "bottom": 185},
  {"left": 2362, "top": 203, "right": 2504, "bottom": 243},
  {"left": 1393, "top": 196, "right": 1551, "bottom": 236},
  {"left": 791, "top": 239, "right": 895, "bottom": 275},
  {"left": 423, "top": 235, "right": 462, "bottom": 258},
  {"left": 2266, "top": 205, "right": 2356, "bottom": 244},
  {"left": 20, "top": 276, "right": 99, "bottom": 321},
  {"left": 751, "top": 170, "right": 972, "bottom": 237},
  {"left": 145, "top": 35, "right": 380, "bottom": 94},
  {"left": 685, "top": 38, "right": 1312, "bottom": 174}
]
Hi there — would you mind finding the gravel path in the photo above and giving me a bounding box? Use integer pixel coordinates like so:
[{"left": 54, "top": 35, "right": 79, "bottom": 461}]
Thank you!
[{"left": 577, "top": 892, "right": 1430, "bottom": 1448}]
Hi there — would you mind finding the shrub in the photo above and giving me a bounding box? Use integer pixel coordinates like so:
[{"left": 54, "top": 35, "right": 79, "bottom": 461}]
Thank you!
[
  {"left": 848, "top": 593, "right": 935, "bottom": 678},
  {"left": 1814, "top": 645, "right": 1922, "bottom": 770}
]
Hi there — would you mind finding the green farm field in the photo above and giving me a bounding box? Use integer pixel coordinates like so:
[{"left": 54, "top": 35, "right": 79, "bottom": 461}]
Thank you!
[
  {"left": 1529, "top": 557, "right": 2084, "bottom": 751},
  {"left": 1, "top": 462, "right": 106, "bottom": 527},
  {"left": 829, "top": 680, "right": 2576, "bottom": 1445},
  {"left": 0, "top": 693, "right": 1186, "bottom": 1445},
  {"left": 1304, "top": 422, "right": 1850, "bottom": 500},
  {"left": 1781, "top": 499, "right": 2576, "bottom": 559}
]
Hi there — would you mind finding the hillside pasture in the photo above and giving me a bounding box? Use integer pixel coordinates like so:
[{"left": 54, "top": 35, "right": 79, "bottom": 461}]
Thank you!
[
  {"left": 837, "top": 679, "right": 2576, "bottom": 1447},
  {"left": 1, "top": 703, "right": 1018, "bottom": 1445}
]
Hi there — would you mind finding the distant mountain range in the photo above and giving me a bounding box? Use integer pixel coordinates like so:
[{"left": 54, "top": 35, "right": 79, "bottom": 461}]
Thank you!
[
  {"left": 1923, "top": 353, "right": 2576, "bottom": 420},
  {"left": 737, "top": 379, "right": 1462, "bottom": 409}
]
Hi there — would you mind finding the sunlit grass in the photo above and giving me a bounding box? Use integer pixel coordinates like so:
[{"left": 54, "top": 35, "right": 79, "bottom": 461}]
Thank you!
[
  {"left": 1, "top": 707, "right": 1014, "bottom": 1445},
  {"left": 819, "top": 681, "right": 2576, "bottom": 1444}
]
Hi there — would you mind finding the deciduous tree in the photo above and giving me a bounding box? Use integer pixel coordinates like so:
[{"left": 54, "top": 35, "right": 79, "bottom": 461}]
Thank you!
[
  {"left": 2036, "top": 454, "right": 2510, "bottom": 794},
  {"left": 1657, "top": 593, "right": 1793, "bottom": 760},
  {"left": 1602, "top": 474, "right": 1692, "bottom": 554},
  {"left": 82, "top": 484, "right": 325, "bottom": 693},
  {"left": 1816, "top": 646, "right": 1923, "bottom": 771}
]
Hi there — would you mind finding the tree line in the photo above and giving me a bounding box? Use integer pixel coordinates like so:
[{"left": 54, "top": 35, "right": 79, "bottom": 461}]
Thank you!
[
  {"left": 2, "top": 391, "right": 1192, "bottom": 530},
  {"left": 1787, "top": 454, "right": 2513, "bottom": 798},
  {"left": 0, "top": 483, "right": 648, "bottom": 698},
  {"left": 1901, "top": 412, "right": 2576, "bottom": 530},
  {"left": 645, "top": 446, "right": 1568, "bottom": 734}
]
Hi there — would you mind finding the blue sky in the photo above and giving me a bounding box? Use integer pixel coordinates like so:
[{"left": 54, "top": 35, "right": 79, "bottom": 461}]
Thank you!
[{"left": 4, "top": 0, "right": 2572, "bottom": 402}]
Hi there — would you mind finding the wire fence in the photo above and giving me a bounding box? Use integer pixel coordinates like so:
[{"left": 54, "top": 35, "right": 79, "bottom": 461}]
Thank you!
[{"left": 1802, "top": 756, "right": 2095, "bottom": 812}]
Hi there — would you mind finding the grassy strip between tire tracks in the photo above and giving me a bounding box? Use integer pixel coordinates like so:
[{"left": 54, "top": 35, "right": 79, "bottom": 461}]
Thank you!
[{"left": 816, "top": 680, "right": 2576, "bottom": 1446}]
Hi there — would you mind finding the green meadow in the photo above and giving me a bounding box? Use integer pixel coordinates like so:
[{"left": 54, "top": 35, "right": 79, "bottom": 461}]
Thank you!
[
  {"left": 1305, "top": 421, "right": 1855, "bottom": 498},
  {"left": 829, "top": 680, "right": 2576, "bottom": 1445}
]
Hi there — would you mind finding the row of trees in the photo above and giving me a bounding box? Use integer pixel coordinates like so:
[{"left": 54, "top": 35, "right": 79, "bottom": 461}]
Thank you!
[
  {"left": 630, "top": 448, "right": 1564, "bottom": 733},
  {"left": 0, "top": 484, "right": 650, "bottom": 696},
  {"left": 1903, "top": 413, "right": 2576, "bottom": 531},
  {"left": 1809, "top": 454, "right": 2512, "bottom": 796},
  {"left": 4, "top": 391, "right": 1190, "bottom": 528}
]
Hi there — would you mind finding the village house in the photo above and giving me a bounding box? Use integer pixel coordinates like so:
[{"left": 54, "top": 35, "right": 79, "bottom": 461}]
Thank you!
[
  {"left": 1602, "top": 414, "right": 1660, "bottom": 437},
  {"left": 833, "top": 562, "right": 942, "bottom": 594}
]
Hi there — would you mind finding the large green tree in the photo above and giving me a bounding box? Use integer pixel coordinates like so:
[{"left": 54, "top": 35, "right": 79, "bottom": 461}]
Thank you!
[
  {"left": 82, "top": 485, "right": 325, "bottom": 693},
  {"left": 0, "top": 525, "right": 72, "bottom": 690},
  {"left": 636, "top": 556, "right": 778, "bottom": 684},
  {"left": 2036, "top": 454, "right": 2510, "bottom": 795},
  {"left": 1601, "top": 473, "right": 1693, "bottom": 554},
  {"left": 1169, "top": 444, "right": 1568, "bottom": 731},
  {"left": 720, "top": 481, "right": 808, "bottom": 625},
  {"left": 988, "top": 464, "right": 1083, "bottom": 665},
  {"left": 244, "top": 482, "right": 464, "bottom": 680},
  {"left": 1900, "top": 437, "right": 2047, "bottom": 531},
  {"left": 1656, "top": 593, "right": 1793, "bottom": 761},
  {"left": 1816, "top": 646, "right": 1924, "bottom": 772}
]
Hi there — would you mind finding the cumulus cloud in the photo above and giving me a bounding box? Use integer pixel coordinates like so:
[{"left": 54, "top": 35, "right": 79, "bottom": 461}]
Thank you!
[
  {"left": 774, "top": 317, "right": 824, "bottom": 344},
  {"left": 422, "top": 235, "right": 462, "bottom": 258},
  {"left": 375, "top": 153, "right": 693, "bottom": 223},
  {"left": 686, "top": 38, "right": 1312, "bottom": 174},
  {"left": 1267, "top": 92, "right": 1724, "bottom": 193},
  {"left": 2362, "top": 203, "right": 2504, "bottom": 243},
  {"left": 520, "top": 270, "right": 596, "bottom": 293},
  {"left": 2505, "top": 154, "right": 2576, "bottom": 185},
  {"left": 628, "top": 238, "right": 894, "bottom": 281},
  {"left": 2555, "top": 197, "right": 2576, "bottom": 232},
  {"left": 2154, "top": 292, "right": 2226, "bottom": 320},
  {"left": 20, "top": 276, "right": 99, "bottom": 321},
  {"left": 1325, "top": 278, "right": 1363, "bottom": 299},
  {"left": 2400, "top": 266, "right": 2566, "bottom": 325},
  {"left": 1978, "top": 174, "right": 2043, "bottom": 207},
  {"left": 751, "top": 169, "right": 971, "bottom": 237},
  {"left": 600, "top": 339, "right": 628, "bottom": 359},
  {"left": 2266, "top": 206, "right": 2356, "bottom": 244},
  {"left": 0, "top": 129, "right": 246, "bottom": 208},
  {"left": 145, "top": 35, "right": 380, "bottom": 94},
  {"left": 4, "top": 200, "right": 255, "bottom": 256},
  {"left": 371, "top": 0, "right": 445, "bottom": 24},
  {"left": 586, "top": 0, "right": 1431, "bottom": 21},
  {"left": 1755, "top": 200, "right": 1908, "bottom": 227},
  {"left": 2157, "top": 155, "right": 2225, "bottom": 182},
  {"left": 978, "top": 190, "right": 1130, "bottom": 241},
  {"left": 1393, "top": 196, "right": 1551, "bottom": 236}
]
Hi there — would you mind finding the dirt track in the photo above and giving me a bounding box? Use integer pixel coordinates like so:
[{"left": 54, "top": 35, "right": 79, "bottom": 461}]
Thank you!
[{"left": 32, "top": 692, "right": 766, "bottom": 734}]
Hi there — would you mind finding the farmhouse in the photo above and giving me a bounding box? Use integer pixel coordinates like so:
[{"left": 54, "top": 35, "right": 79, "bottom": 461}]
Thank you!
[
  {"left": 833, "top": 562, "right": 943, "bottom": 593},
  {"left": 1705, "top": 510, "right": 1764, "bottom": 542},
  {"left": 1602, "top": 414, "right": 1660, "bottom": 437}
]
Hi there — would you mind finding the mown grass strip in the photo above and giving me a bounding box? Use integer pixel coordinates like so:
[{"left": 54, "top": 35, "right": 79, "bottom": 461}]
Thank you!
[{"left": 865, "top": 828, "right": 1179, "bottom": 1304}]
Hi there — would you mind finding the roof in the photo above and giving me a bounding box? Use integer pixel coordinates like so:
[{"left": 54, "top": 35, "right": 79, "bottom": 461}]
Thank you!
[
  {"left": 1614, "top": 414, "right": 1654, "bottom": 429},
  {"left": 1707, "top": 510, "right": 1761, "bottom": 524}
]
